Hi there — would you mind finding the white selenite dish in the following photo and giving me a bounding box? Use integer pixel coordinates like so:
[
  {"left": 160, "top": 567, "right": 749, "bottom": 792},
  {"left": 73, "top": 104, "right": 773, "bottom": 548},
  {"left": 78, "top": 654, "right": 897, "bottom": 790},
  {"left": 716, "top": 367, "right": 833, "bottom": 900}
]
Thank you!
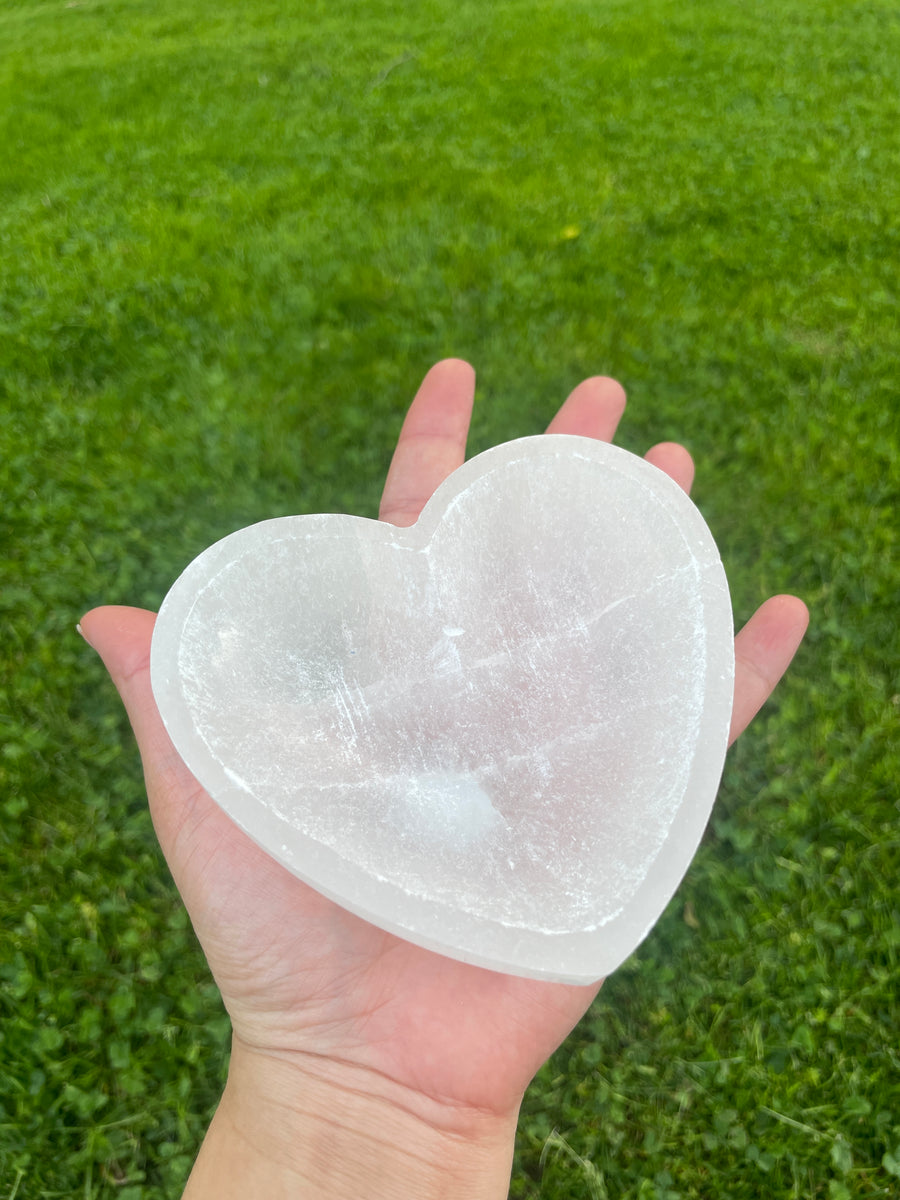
[{"left": 150, "top": 435, "right": 734, "bottom": 984}]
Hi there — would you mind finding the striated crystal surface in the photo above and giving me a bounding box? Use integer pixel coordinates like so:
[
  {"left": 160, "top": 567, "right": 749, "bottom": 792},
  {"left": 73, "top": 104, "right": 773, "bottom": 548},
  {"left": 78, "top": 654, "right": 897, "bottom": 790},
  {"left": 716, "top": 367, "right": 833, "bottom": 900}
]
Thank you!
[{"left": 151, "top": 435, "right": 734, "bottom": 983}]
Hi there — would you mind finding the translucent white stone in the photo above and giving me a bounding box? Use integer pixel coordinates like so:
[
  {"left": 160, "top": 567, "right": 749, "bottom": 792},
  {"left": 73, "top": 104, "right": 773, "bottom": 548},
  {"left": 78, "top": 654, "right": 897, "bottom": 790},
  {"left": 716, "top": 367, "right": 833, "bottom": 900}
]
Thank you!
[{"left": 150, "top": 435, "right": 734, "bottom": 983}]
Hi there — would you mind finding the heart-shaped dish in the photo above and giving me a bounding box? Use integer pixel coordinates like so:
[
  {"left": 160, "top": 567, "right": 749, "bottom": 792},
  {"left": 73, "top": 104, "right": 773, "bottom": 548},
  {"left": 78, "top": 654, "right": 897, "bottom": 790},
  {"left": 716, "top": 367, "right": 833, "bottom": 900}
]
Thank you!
[{"left": 151, "top": 435, "right": 733, "bottom": 983}]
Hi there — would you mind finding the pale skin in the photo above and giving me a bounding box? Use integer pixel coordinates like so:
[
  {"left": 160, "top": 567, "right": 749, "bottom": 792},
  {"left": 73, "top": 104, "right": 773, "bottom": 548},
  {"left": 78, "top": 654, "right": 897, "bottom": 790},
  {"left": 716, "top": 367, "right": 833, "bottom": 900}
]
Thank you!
[{"left": 80, "top": 360, "right": 809, "bottom": 1198}]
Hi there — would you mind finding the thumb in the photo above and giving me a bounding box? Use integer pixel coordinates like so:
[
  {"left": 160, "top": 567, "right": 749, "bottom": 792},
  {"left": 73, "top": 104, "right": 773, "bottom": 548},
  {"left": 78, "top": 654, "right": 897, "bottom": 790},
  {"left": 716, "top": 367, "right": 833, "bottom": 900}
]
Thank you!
[
  {"left": 79, "top": 605, "right": 208, "bottom": 850},
  {"left": 79, "top": 605, "right": 158, "bottom": 741}
]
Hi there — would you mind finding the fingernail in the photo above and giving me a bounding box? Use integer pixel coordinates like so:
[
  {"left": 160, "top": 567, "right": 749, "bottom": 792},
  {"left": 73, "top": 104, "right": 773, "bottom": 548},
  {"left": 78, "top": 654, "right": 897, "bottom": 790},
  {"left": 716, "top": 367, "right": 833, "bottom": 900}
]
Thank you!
[{"left": 76, "top": 621, "right": 95, "bottom": 649}]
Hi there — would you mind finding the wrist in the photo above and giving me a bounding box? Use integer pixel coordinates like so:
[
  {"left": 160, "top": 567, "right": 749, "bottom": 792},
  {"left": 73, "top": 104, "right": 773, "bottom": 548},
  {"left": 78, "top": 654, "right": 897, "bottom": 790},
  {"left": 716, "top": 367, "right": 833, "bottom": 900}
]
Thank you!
[{"left": 184, "top": 1037, "right": 519, "bottom": 1199}]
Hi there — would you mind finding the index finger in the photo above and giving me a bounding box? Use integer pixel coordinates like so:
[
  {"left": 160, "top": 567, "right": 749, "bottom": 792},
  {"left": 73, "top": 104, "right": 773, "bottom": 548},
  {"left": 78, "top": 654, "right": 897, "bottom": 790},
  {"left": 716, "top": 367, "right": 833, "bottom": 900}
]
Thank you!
[{"left": 379, "top": 359, "right": 476, "bottom": 527}]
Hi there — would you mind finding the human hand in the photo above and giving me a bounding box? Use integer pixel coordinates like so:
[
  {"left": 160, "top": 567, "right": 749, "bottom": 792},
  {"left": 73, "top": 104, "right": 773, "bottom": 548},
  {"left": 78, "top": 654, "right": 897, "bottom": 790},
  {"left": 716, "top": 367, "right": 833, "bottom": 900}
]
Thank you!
[{"left": 80, "top": 360, "right": 808, "bottom": 1198}]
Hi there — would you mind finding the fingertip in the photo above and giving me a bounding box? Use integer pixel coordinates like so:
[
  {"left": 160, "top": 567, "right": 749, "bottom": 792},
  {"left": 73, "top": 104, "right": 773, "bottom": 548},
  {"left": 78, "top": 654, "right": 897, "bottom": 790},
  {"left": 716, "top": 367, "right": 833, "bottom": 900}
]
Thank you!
[
  {"left": 644, "top": 442, "right": 695, "bottom": 494},
  {"left": 79, "top": 606, "right": 157, "bottom": 654},
  {"left": 755, "top": 593, "right": 811, "bottom": 650},
  {"left": 595, "top": 374, "right": 627, "bottom": 407},
  {"left": 772, "top": 593, "right": 811, "bottom": 628},
  {"left": 424, "top": 358, "right": 476, "bottom": 387},
  {"left": 576, "top": 374, "right": 626, "bottom": 408},
  {"left": 78, "top": 606, "right": 111, "bottom": 651},
  {"left": 545, "top": 375, "right": 627, "bottom": 440},
  {"left": 575, "top": 375, "right": 627, "bottom": 414},
  {"left": 77, "top": 607, "right": 158, "bottom": 711}
]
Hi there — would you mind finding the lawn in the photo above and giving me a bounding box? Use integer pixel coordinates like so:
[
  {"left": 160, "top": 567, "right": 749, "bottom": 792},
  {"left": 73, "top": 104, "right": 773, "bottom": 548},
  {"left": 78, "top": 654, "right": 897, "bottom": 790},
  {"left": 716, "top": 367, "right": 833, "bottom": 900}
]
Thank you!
[{"left": 1, "top": 0, "right": 898, "bottom": 1196}]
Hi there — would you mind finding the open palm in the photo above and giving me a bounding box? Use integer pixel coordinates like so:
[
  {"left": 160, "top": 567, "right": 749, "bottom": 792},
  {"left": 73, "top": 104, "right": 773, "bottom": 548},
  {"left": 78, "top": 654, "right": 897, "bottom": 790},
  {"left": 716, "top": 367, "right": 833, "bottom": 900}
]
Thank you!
[{"left": 82, "top": 360, "right": 807, "bottom": 1132}]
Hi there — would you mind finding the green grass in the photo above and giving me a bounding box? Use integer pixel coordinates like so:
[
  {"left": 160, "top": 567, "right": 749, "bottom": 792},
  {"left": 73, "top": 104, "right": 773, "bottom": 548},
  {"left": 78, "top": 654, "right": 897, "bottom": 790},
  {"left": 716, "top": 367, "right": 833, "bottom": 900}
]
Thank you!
[{"left": 2, "top": 0, "right": 898, "bottom": 1195}]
